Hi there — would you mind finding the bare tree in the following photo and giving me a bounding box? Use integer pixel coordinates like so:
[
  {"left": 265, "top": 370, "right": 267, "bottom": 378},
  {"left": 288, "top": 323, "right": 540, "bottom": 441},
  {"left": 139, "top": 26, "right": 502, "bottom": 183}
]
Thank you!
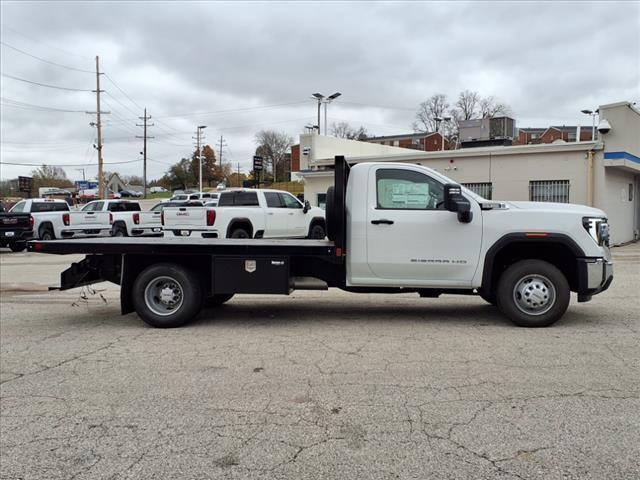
[
  {"left": 412, "top": 94, "right": 450, "bottom": 133},
  {"left": 455, "top": 90, "right": 480, "bottom": 120},
  {"left": 254, "top": 130, "right": 294, "bottom": 182},
  {"left": 330, "top": 121, "right": 368, "bottom": 140},
  {"left": 479, "top": 96, "right": 512, "bottom": 118}
]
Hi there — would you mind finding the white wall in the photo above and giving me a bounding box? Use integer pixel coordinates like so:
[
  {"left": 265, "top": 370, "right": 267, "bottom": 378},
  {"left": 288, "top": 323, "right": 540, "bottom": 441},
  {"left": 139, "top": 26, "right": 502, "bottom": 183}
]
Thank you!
[{"left": 601, "top": 168, "right": 637, "bottom": 244}]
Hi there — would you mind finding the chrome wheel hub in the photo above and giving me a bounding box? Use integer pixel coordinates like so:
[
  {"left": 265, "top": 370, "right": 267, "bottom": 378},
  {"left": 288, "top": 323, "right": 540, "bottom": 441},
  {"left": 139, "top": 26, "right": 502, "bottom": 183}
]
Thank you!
[
  {"left": 144, "top": 276, "right": 184, "bottom": 316},
  {"left": 513, "top": 274, "right": 556, "bottom": 316}
]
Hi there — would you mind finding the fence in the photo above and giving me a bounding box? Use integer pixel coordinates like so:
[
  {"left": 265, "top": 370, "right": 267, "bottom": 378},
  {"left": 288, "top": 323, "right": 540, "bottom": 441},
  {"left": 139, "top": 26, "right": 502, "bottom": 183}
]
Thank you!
[
  {"left": 462, "top": 182, "right": 493, "bottom": 200},
  {"left": 529, "top": 180, "right": 570, "bottom": 203}
]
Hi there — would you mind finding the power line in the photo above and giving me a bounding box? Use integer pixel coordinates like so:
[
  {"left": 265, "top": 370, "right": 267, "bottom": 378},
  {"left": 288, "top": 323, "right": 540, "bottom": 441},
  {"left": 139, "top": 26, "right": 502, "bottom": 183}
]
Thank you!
[
  {"left": 103, "top": 73, "right": 143, "bottom": 111},
  {"left": 1, "top": 96, "right": 87, "bottom": 113},
  {"left": 0, "top": 159, "right": 142, "bottom": 167},
  {"left": 1, "top": 73, "right": 93, "bottom": 92},
  {"left": 0, "top": 24, "right": 93, "bottom": 60},
  {"left": 0, "top": 41, "right": 94, "bottom": 73}
]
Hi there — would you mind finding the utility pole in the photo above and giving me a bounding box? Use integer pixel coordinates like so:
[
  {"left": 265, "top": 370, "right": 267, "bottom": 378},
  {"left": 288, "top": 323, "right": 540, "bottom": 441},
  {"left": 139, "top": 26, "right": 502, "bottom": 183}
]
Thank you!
[
  {"left": 216, "top": 134, "right": 227, "bottom": 184},
  {"left": 136, "top": 108, "right": 154, "bottom": 198},
  {"left": 237, "top": 162, "right": 241, "bottom": 188},
  {"left": 87, "top": 56, "right": 109, "bottom": 197},
  {"left": 193, "top": 126, "right": 207, "bottom": 192},
  {"left": 95, "top": 56, "right": 105, "bottom": 198}
]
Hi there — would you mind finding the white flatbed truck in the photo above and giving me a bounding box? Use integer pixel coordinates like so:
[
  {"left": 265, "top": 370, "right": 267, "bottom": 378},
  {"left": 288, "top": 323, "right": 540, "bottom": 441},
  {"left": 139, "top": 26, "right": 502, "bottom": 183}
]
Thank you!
[{"left": 28, "top": 156, "right": 613, "bottom": 328}]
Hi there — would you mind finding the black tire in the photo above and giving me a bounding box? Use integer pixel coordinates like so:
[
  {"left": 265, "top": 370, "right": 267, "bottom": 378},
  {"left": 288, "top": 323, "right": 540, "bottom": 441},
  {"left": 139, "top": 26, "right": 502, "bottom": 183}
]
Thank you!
[
  {"left": 496, "top": 260, "right": 570, "bottom": 327},
  {"left": 308, "top": 222, "right": 326, "bottom": 239},
  {"left": 9, "top": 242, "right": 26, "bottom": 252},
  {"left": 112, "top": 224, "right": 127, "bottom": 237},
  {"left": 39, "top": 226, "right": 55, "bottom": 241},
  {"left": 203, "top": 294, "right": 234, "bottom": 308},
  {"left": 132, "top": 263, "right": 203, "bottom": 328},
  {"left": 230, "top": 228, "right": 250, "bottom": 239},
  {"left": 325, "top": 186, "right": 338, "bottom": 241}
]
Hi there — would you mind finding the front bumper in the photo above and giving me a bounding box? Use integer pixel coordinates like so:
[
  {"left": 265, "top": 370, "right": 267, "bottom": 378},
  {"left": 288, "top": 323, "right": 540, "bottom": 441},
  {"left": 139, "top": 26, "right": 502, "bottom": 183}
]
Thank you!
[{"left": 576, "top": 258, "right": 614, "bottom": 302}]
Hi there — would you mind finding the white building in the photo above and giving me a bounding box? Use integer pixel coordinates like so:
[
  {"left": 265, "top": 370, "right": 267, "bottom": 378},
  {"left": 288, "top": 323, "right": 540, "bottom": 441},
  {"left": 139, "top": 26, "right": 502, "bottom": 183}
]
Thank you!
[{"left": 296, "top": 101, "right": 640, "bottom": 245}]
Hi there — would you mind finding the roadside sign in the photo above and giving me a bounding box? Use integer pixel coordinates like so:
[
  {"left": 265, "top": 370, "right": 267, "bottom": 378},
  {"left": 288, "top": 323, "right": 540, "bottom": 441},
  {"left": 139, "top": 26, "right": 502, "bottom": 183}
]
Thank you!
[
  {"left": 18, "top": 176, "right": 33, "bottom": 195},
  {"left": 75, "top": 180, "right": 98, "bottom": 191},
  {"left": 253, "top": 155, "right": 263, "bottom": 171}
]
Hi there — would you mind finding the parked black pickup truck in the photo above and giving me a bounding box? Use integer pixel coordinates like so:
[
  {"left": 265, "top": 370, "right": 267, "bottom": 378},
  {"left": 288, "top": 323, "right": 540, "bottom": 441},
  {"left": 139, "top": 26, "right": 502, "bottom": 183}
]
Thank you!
[{"left": 0, "top": 212, "right": 34, "bottom": 252}]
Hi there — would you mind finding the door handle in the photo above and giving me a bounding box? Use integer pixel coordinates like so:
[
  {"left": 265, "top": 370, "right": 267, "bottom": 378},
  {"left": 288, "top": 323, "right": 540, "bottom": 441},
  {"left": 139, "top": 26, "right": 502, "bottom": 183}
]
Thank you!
[{"left": 371, "top": 219, "right": 394, "bottom": 225}]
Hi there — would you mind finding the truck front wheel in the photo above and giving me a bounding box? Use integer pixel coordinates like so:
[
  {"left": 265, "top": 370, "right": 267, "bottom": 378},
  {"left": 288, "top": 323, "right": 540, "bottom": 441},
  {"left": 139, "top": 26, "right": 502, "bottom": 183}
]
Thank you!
[
  {"left": 496, "top": 260, "right": 570, "bottom": 328},
  {"left": 132, "top": 263, "right": 203, "bottom": 328}
]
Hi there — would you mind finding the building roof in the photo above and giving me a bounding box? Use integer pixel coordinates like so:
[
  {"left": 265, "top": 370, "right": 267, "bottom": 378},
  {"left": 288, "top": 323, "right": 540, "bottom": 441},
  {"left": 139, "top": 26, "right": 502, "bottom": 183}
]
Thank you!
[
  {"left": 367, "top": 132, "right": 440, "bottom": 142},
  {"left": 518, "top": 127, "right": 546, "bottom": 133}
]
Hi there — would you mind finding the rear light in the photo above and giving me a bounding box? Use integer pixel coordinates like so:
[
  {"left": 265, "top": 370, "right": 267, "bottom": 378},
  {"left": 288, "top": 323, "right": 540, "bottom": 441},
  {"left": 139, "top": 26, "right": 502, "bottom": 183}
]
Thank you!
[
  {"left": 206, "top": 209, "right": 216, "bottom": 226},
  {"left": 133, "top": 213, "right": 140, "bottom": 224},
  {"left": 62, "top": 213, "right": 70, "bottom": 226},
  {"left": 161, "top": 211, "right": 164, "bottom": 225},
  {"left": 109, "top": 213, "right": 113, "bottom": 224},
  {"left": 29, "top": 215, "right": 35, "bottom": 228}
]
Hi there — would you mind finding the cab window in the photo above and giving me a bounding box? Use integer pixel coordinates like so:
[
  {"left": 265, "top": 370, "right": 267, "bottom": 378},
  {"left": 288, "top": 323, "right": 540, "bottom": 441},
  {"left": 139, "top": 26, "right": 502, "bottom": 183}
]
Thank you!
[
  {"left": 264, "top": 192, "right": 284, "bottom": 208},
  {"left": 10, "top": 201, "right": 26, "bottom": 213},
  {"left": 81, "top": 202, "right": 96, "bottom": 211},
  {"left": 281, "top": 193, "right": 303, "bottom": 209},
  {"left": 376, "top": 169, "right": 444, "bottom": 210}
]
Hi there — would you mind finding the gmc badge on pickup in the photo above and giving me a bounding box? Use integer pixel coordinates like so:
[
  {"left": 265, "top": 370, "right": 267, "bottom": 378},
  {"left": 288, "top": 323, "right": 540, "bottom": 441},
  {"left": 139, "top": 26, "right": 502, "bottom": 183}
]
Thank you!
[{"left": 245, "top": 260, "right": 256, "bottom": 273}]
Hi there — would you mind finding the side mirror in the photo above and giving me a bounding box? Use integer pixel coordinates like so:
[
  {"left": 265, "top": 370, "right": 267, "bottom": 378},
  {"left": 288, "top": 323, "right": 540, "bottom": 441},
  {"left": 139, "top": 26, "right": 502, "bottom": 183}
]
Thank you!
[
  {"left": 443, "top": 184, "right": 473, "bottom": 223},
  {"left": 303, "top": 200, "right": 311, "bottom": 214}
]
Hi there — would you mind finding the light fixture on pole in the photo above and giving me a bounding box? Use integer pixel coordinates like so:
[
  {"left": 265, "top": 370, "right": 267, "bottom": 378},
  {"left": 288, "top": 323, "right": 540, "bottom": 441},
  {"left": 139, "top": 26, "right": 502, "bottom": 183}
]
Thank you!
[
  {"left": 434, "top": 116, "right": 451, "bottom": 150},
  {"left": 197, "top": 125, "right": 207, "bottom": 192},
  {"left": 324, "top": 92, "right": 341, "bottom": 135},
  {"left": 311, "top": 92, "right": 341, "bottom": 135},
  {"left": 581, "top": 109, "right": 598, "bottom": 141}
]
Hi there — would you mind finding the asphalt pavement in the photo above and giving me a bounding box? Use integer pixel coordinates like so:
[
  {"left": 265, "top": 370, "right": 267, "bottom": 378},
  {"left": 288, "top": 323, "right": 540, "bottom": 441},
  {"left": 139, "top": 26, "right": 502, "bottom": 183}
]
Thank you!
[{"left": 1, "top": 244, "right": 638, "bottom": 479}]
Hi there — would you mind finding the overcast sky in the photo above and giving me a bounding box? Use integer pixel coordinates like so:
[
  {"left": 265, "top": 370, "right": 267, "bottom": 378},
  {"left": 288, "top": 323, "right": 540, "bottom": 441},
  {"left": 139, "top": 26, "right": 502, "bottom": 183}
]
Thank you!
[{"left": 1, "top": 1, "right": 639, "bottom": 182}]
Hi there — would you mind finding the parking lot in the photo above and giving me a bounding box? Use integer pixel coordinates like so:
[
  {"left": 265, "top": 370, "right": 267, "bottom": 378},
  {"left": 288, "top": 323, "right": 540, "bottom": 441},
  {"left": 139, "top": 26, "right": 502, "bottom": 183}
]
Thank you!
[{"left": 0, "top": 244, "right": 638, "bottom": 479}]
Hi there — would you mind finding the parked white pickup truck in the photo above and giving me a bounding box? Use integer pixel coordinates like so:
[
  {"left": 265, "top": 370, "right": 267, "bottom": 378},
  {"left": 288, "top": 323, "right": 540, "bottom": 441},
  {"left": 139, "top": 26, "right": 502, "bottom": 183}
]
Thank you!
[
  {"left": 33, "top": 156, "right": 613, "bottom": 329},
  {"left": 81, "top": 200, "right": 162, "bottom": 237},
  {"left": 2, "top": 198, "right": 112, "bottom": 245},
  {"left": 162, "top": 189, "right": 326, "bottom": 239}
]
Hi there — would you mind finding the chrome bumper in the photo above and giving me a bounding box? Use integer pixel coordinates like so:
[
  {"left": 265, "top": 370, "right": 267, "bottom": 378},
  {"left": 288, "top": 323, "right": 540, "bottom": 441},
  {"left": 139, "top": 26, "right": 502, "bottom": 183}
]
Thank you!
[{"left": 578, "top": 258, "right": 614, "bottom": 302}]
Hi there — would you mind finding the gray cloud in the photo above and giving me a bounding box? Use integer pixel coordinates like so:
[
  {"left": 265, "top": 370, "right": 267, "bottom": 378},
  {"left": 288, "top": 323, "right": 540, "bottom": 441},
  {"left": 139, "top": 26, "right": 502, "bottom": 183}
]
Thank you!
[{"left": 1, "top": 1, "right": 638, "bottom": 180}]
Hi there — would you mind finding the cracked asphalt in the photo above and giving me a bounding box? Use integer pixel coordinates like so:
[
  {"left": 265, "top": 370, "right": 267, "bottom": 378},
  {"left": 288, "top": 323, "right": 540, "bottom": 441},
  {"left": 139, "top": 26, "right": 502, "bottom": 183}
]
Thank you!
[{"left": 1, "top": 243, "right": 639, "bottom": 479}]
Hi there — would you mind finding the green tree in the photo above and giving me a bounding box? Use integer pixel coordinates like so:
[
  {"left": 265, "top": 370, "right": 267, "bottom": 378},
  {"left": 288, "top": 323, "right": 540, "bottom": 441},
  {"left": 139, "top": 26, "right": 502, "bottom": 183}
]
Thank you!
[{"left": 190, "top": 144, "right": 218, "bottom": 187}]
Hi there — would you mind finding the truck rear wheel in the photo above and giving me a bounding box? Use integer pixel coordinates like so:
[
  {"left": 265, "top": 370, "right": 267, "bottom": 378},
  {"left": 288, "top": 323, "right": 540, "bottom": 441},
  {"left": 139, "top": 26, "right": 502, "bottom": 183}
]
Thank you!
[
  {"left": 39, "top": 226, "right": 55, "bottom": 241},
  {"left": 132, "top": 263, "right": 203, "bottom": 328},
  {"left": 496, "top": 260, "right": 569, "bottom": 327},
  {"left": 112, "top": 224, "right": 127, "bottom": 237},
  {"left": 230, "top": 228, "right": 250, "bottom": 239},
  {"left": 9, "top": 242, "right": 26, "bottom": 252}
]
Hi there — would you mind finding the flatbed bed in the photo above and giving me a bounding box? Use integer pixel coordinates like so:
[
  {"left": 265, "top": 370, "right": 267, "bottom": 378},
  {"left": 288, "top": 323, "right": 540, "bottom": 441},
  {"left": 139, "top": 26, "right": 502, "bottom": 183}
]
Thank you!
[{"left": 28, "top": 237, "right": 337, "bottom": 257}]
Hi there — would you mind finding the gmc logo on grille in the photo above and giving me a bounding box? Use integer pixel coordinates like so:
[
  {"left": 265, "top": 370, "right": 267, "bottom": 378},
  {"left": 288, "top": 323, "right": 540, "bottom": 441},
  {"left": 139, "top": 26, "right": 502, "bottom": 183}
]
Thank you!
[{"left": 2, "top": 218, "right": 18, "bottom": 225}]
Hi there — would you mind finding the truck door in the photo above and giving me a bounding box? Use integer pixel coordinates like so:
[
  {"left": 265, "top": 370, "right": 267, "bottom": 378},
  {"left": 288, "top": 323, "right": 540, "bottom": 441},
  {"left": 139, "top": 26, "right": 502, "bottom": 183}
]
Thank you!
[
  {"left": 263, "top": 192, "right": 288, "bottom": 237},
  {"left": 77, "top": 201, "right": 104, "bottom": 229},
  {"left": 280, "top": 192, "right": 307, "bottom": 237},
  {"left": 366, "top": 166, "right": 482, "bottom": 286}
]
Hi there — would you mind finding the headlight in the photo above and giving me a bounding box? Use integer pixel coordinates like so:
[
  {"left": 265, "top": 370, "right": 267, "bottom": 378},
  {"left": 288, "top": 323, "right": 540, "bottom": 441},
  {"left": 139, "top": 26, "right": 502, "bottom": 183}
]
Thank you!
[{"left": 583, "top": 217, "right": 609, "bottom": 246}]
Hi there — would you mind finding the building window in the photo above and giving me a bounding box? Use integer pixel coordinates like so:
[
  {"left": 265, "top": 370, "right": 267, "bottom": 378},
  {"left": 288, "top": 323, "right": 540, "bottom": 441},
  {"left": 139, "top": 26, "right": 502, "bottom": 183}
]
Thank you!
[
  {"left": 317, "top": 193, "right": 327, "bottom": 210},
  {"left": 462, "top": 182, "right": 493, "bottom": 200},
  {"left": 393, "top": 140, "right": 400, "bottom": 147},
  {"left": 629, "top": 184, "right": 634, "bottom": 202},
  {"left": 529, "top": 180, "right": 570, "bottom": 203}
]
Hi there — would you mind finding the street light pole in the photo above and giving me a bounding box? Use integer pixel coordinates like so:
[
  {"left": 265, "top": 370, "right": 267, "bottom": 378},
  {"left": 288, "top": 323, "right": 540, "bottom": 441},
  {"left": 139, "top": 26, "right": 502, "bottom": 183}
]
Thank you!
[
  {"left": 581, "top": 109, "right": 598, "bottom": 141},
  {"left": 312, "top": 92, "right": 341, "bottom": 135}
]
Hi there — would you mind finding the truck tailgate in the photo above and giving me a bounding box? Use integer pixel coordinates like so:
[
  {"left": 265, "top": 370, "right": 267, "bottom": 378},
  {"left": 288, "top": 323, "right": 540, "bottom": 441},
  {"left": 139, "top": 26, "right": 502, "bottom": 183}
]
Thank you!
[
  {"left": 162, "top": 206, "right": 207, "bottom": 229},
  {"left": 137, "top": 211, "right": 162, "bottom": 228},
  {"left": 68, "top": 211, "right": 111, "bottom": 229}
]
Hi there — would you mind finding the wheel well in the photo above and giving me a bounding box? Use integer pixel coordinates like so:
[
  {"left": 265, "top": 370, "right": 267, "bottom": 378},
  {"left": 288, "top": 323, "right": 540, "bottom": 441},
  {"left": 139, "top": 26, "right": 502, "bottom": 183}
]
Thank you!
[
  {"left": 120, "top": 254, "right": 211, "bottom": 315},
  {"left": 483, "top": 241, "right": 579, "bottom": 294},
  {"left": 310, "top": 217, "right": 326, "bottom": 228},
  {"left": 39, "top": 222, "right": 53, "bottom": 234},
  {"left": 226, "top": 219, "right": 253, "bottom": 238},
  {"left": 112, "top": 221, "right": 127, "bottom": 231}
]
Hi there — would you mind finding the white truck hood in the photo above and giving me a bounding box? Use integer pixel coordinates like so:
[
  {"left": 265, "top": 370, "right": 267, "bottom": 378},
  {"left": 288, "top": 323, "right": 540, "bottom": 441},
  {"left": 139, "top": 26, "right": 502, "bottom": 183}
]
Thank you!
[{"left": 506, "top": 201, "right": 607, "bottom": 218}]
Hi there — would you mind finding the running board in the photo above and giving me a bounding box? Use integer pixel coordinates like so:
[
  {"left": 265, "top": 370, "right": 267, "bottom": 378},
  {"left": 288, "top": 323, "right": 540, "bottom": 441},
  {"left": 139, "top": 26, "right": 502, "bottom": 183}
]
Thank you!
[{"left": 291, "top": 276, "right": 328, "bottom": 290}]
